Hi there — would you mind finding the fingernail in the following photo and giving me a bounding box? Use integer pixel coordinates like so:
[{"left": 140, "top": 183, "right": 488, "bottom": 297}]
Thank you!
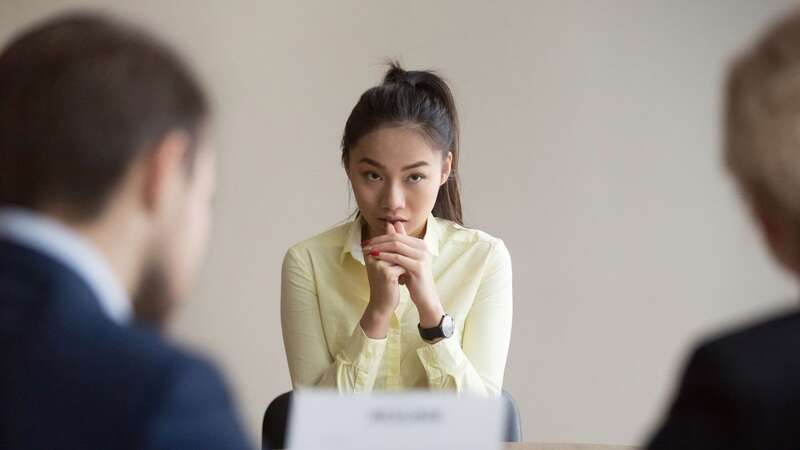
[
  {"left": 361, "top": 240, "right": 370, "bottom": 245},
  {"left": 370, "top": 251, "right": 380, "bottom": 256}
]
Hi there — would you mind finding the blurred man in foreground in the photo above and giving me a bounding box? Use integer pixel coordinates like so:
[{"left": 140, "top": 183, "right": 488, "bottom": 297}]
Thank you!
[{"left": 0, "top": 13, "right": 253, "bottom": 450}]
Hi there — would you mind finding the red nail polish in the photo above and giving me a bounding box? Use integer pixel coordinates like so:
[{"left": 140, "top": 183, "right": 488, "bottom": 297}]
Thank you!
[
  {"left": 362, "top": 240, "right": 371, "bottom": 245},
  {"left": 370, "top": 251, "right": 380, "bottom": 256}
]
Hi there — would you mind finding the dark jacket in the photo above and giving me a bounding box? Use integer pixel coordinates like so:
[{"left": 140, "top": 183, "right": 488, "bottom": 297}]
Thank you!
[
  {"left": 0, "top": 239, "right": 253, "bottom": 450},
  {"left": 647, "top": 309, "right": 800, "bottom": 450}
]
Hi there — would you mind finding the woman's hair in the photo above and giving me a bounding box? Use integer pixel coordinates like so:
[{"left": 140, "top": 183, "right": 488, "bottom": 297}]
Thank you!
[{"left": 341, "top": 61, "right": 463, "bottom": 225}]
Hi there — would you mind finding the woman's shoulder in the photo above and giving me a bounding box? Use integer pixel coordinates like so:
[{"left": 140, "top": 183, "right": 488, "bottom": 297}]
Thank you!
[
  {"left": 434, "top": 218, "right": 512, "bottom": 271},
  {"left": 434, "top": 217, "right": 507, "bottom": 251},
  {"left": 435, "top": 217, "right": 503, "bottom": 245}
]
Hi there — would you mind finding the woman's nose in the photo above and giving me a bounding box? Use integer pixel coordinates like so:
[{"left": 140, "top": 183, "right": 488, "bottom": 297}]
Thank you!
[{"left": 381, "top": 183, "right": 405, "bottom": 211}]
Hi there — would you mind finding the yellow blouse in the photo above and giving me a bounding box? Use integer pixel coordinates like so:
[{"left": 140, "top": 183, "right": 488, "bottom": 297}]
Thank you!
[{"left": 280, "top": 214, "right": 513, "bottom": 397}]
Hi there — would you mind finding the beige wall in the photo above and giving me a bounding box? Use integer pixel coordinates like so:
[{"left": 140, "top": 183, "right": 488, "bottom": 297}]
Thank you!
[{"left": 2, "top": 0, "right": 798, "bottom": 445}]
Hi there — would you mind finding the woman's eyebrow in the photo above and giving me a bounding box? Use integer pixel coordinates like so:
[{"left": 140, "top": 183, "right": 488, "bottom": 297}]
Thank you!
[
  {"left": 402, "top": 161, "right": 429, "bottom": 170},
  {"left": 359, "top": 157, "right": 385, "bottom": 169},
  {"left": 359, "top": 158, "right": 429, "bottom": 170}
]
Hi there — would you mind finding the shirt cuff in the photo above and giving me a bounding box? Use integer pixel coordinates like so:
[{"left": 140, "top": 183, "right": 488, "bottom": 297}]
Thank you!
[
  {"left": 416, "top": 334, "right": 465, "bottom": 375},
  {"left": 340, "top": 324, "right": 387, "bottom": 373}
]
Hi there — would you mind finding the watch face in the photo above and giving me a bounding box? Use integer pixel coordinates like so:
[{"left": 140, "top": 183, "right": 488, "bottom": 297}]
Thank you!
[{"left": 441, "top": 314, "right": 455, "bottom": 338}]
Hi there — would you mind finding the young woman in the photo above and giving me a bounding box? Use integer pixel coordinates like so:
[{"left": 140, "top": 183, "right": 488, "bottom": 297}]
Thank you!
[{"left": 281, "top": 63, "right": 512, "bottom": 397}]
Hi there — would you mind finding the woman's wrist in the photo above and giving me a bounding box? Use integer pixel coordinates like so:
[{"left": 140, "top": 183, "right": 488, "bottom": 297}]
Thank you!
[
  {"left": 360, "top": 304, "right": 392, "bottom": 339},
  {"left": 417, "top": 301, "right": 445, "bottom": 328}
]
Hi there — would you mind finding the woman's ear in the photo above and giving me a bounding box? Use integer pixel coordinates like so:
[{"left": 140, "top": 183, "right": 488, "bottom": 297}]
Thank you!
[
  {"left": 343, "top": 155, "right": 353, "bottom": 180},
  {"left": 344, "top": 162, "right": 353, "bottom": 181},
  {"left": 440, "top": 151, "right": 453, "bottom": 186}
]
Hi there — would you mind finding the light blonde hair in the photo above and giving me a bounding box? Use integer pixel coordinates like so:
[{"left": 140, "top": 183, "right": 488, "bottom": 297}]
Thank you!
[{"left": 726, "top": 12, "right": 800, "bottom": 221}]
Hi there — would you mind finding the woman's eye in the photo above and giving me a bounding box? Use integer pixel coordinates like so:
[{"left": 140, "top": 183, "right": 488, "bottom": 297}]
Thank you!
[
  {"left": 408, "top": 173, "right": 426, "bottom": 183},
  {"left": 364, "top": 172, "right": 382, "bottom": 181}
]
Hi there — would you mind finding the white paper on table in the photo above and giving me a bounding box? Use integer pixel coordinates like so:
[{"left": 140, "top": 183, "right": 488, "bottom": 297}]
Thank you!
[{"left": 286, "top": 389, "right": 504, "bottom": 450}]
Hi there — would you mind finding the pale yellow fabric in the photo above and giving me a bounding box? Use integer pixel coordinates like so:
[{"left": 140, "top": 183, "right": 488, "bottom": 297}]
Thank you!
[{"left": 280, "top": 213, "right": 513, "bottom": 397}]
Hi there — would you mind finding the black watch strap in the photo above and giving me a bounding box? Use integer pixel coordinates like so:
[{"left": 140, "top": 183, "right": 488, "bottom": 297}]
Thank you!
[{"left": 418, "top": 314, "right": 454, "bottom": 341}]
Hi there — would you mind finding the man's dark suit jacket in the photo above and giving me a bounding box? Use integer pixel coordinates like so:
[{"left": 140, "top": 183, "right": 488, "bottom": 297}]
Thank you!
[
  {"left": 0, "top": 239, "right": 253, "bottom": 450},
  {"left": 647, "top": 309, "right": 800, "bottom": 449}
]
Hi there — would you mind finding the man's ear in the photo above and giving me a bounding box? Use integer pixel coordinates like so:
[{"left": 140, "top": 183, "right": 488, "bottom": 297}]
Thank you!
[
  {"left": 753, "top": 203, "right": 777, "bottom": 247},
  {"left": 440, "top": 151, "right": 453, "bottom": 186},
  {"left": 142, "top": 131, "right": 190, "bottom": 214},
  {"left": 752, "top": 201, "right": 800, "bottom": 274}
]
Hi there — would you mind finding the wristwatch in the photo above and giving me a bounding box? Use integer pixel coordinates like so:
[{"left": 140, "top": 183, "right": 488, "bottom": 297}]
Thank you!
[{"left": 418, "top": 314, "right": 455, "bottom": 341}]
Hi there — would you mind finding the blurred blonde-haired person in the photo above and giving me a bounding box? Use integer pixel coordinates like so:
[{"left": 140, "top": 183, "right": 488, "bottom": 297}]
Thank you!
[{"left": 647, "top": 10, "right": 800, "bottom": 450}]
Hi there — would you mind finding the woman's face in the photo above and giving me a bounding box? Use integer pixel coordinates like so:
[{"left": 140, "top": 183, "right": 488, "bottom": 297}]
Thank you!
[{"left": 347, "top": 126, "right": 452, "bottom": 239}]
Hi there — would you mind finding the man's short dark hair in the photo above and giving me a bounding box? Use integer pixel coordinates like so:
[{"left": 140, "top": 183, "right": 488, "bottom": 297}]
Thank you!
[{"left": 0, "top": 12, "right": 209, "bottom": 221}]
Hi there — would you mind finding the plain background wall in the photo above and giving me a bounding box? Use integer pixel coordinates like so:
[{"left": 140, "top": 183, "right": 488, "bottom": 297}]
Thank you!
[{"left": 2, "top": 0, "right": 798, "bottom": 445}]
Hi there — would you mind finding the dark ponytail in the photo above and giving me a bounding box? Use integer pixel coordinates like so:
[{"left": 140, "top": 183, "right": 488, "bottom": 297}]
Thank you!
[{"left": 341, "top": 61, "right": 463, "bottom": 225}]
